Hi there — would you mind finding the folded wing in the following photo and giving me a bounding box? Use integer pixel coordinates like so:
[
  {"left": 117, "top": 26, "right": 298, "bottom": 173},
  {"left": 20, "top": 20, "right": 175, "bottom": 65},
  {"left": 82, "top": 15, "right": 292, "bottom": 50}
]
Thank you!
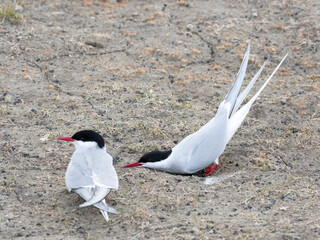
[{"left": 74, "top": 187, "right": 120, "bottom": 222}]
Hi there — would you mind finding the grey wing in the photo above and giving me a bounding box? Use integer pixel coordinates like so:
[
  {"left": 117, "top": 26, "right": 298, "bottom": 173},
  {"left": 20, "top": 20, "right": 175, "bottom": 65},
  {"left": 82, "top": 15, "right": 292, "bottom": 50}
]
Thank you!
[
  {"left": 91, "top": 151, "right": 119, "bottom": 190},
  {"left": 65, "top": 152, "right": 94, "bottom": 190}
]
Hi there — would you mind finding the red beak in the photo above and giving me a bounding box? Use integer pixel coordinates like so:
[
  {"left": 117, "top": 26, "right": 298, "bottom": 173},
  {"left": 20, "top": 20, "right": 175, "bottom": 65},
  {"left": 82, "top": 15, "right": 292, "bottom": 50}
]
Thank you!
[
  {"left": 57, "top": 136, "right": 75, "bottom": 142},
  {"left": 123, "top": 161, "right": 143, "bottom": 168}
]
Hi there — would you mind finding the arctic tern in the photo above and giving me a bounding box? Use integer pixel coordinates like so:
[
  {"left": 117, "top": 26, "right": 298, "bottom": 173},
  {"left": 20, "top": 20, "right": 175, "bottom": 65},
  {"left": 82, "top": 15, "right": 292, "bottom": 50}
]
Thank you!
[
  {"left": 123, "top": 43, "right": 288, "bottom": 176},
  {"left": 57, "top": 130, "right": 119, "bottom": 222}
]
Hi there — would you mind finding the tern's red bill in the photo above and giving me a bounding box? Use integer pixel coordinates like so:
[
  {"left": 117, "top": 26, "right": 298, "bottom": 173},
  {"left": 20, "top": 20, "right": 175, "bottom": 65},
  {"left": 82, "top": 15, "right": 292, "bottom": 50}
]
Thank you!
[
  {"left": 123, "top": 162, "right": 143, "bottom": 168},
  {"left": 57, "top": 136, "right": 75, "bottom": 142}
]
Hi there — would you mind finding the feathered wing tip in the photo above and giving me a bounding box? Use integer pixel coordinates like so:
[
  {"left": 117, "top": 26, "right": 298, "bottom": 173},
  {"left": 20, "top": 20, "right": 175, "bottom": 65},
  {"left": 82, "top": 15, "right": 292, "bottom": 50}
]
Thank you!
[
  {"left": 100, "top": 210, "right": 109, "bottom": 222},
  {"left": 231, "top": 57, "right": 270, "bottom": 115},
  {"left": 99, "top": 198, "right": 120, "bottom": 215},
  {"left": 98, "top": 201, "right": 120, "bottom": 222},
  {"left": 227, "top": 53, "right": 288, "bottom": 140},
  {"left": 99, "top": 204, "right": 120, "bottom": 222},
  {"left": 224, "top": 41, "right": 250, "bottom": 118},
  {"left": 249, "top": 53, "right": 288, "bottom": 104},
  {"left": 240, "top": 53, "right": 288, "bottom": 111},
  {"left": 105, "top": 204, "right": 120, "bottom": 215},
  {"left": 79, "top": 186, "right": 111, "bottom": 208},
  {"left": 73, "top": 187, "right": 119, "bottom": 222}
]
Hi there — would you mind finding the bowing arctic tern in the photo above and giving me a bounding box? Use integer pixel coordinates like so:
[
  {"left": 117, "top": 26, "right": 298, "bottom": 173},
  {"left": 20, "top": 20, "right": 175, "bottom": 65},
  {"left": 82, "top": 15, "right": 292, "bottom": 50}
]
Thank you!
[
  {"left": 123, "top": 43, "right": 288, "bottom": 176},
  {"left": 57, "top": 130, "right": 119, "bottom": 222}
]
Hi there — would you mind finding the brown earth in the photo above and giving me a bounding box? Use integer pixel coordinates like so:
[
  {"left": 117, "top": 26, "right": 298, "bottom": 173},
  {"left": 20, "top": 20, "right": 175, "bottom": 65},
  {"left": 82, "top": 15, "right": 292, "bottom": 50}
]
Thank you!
[{"left": 0, "top": 0, "right": 319, "bottom": 239}]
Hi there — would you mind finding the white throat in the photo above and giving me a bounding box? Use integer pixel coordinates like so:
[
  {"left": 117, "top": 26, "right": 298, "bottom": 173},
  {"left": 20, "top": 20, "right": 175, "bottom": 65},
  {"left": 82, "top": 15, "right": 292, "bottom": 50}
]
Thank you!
[{"left": 73, "top": 141, "right": 105, "bottom": 152}]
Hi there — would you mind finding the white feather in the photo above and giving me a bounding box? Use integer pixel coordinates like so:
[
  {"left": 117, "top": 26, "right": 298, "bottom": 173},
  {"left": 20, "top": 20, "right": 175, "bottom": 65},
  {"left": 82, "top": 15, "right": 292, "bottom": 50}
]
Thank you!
[
  {"left": 142, "top": 44, "right": 288, "bottom": 174},
  {"left": 66, "top": 141, "right": 119, "bottom": 221}
]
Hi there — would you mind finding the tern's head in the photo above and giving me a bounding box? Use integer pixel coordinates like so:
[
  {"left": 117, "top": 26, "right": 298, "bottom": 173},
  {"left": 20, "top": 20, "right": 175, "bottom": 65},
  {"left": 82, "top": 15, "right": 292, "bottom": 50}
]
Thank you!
[
  {"left": 57, "top": 130, "right": 105, "bottom": 150},
  {"left": 123, "top": 150, "right": 172, "bottom": 168}
]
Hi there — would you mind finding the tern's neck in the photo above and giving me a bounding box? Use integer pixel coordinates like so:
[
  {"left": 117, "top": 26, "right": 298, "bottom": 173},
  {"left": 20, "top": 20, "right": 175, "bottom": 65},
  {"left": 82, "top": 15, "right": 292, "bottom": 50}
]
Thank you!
[{"left": 74, "top": 141, "right": 106, "bottom": 152}]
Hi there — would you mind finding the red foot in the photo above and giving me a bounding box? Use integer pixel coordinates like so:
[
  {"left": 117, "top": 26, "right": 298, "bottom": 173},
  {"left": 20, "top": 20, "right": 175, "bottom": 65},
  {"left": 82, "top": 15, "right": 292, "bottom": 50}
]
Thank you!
[{"left": 204, "top": 163, "right": 219, "bottom": 176}]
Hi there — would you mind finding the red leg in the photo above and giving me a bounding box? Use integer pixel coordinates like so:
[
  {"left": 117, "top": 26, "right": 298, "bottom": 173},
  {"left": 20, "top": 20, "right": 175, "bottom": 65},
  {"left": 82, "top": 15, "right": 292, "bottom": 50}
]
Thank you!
[{"left": 204, "top": 163, "right": 219, "bottom": 176}]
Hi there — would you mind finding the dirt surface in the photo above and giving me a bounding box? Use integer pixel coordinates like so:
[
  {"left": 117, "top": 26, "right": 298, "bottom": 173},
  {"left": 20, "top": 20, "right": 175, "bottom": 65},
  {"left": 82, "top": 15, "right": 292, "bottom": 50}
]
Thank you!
[{"left": 0, "top": 0, "right": 319, "bottom": 239}]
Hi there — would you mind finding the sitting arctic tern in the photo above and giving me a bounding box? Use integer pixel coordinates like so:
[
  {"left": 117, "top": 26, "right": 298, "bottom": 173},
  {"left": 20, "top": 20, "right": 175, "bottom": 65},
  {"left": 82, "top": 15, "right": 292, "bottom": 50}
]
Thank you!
[
  {"left": 123, "top": 43, "right": 288, "bottom": 176},
  {"left": 57, "top": 130, "right": 119, "bottom": 222}
]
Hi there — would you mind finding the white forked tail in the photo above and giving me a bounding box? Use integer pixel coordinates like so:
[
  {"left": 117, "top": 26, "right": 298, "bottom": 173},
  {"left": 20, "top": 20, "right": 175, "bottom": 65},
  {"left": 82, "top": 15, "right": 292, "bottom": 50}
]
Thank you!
[
  {"left": 74, "top": 187, "right": 119, "bottom": 222},
  {"left": 232, "top": 58, "right": 269, "bottom": 115},
  {"left": 79, "top": 186, "right": 111, "bottom": 208},
  {"left": 227, "top": 53, "right": 288, "bottom": 141},
  {"left": 100, "top": 210, "right": 109, "bottom": 222}
]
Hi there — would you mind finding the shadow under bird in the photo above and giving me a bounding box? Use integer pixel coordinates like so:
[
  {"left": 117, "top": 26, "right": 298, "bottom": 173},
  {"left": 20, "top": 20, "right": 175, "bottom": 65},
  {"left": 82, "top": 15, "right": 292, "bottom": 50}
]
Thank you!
[
  {"left": 57, "top": 130, "right": 119, "bottom": 222},
  {"left": 123, "top": 43, "right": 288, "bottom": 176}
]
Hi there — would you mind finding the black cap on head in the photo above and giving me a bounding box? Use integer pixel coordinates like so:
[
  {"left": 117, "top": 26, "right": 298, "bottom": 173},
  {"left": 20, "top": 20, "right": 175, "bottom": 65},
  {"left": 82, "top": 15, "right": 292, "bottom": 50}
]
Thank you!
[
  {"left": 72, "top": 130, "right": 105, "bottom": 148},
  {"left": 139, "top": 150, "right": 172, "bottom": 163}
]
